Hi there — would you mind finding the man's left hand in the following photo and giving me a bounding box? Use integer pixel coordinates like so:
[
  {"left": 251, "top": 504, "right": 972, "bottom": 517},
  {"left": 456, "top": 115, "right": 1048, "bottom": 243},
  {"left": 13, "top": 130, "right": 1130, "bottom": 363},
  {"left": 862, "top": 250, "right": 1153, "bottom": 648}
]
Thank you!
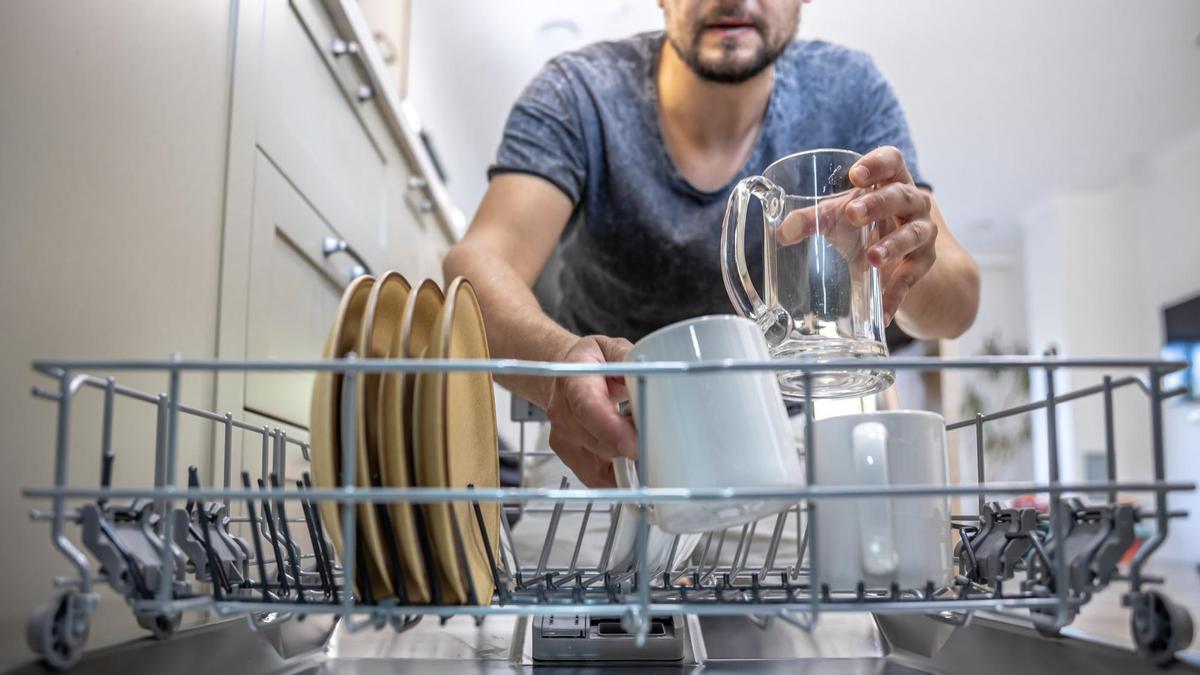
[
  {"left": 845, "top": 146, "right": 937, "bottom": 326},
  {"left": 776, "top": 145, "right": 937, "bottom": 327}
]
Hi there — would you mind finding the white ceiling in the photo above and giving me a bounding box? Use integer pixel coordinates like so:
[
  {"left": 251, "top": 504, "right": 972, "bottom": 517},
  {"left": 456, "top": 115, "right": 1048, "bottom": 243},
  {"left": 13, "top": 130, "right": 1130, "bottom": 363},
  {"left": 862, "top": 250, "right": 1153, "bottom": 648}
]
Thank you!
[{"left": 408, "top": 0, "right": 1200, "bottom": 253}]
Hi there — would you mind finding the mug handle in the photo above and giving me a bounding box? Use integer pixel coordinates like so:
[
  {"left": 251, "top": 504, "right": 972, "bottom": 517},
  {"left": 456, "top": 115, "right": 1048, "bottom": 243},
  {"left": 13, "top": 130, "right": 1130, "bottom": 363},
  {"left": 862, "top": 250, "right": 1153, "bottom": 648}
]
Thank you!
[
  {"left": 852, "top": 422, "right": 898, "bottom": 578},
  {"left": 612, "top": 457, "right": 655, "bottom": 519},
  {"left": 720, "top": 176, "right": 789, "bottom": 344}
]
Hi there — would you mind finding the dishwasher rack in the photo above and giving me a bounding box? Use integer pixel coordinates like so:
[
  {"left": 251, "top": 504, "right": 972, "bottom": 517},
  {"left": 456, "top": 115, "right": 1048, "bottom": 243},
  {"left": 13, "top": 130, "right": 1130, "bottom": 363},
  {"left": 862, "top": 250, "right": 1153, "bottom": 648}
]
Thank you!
[{"left": 19, "top": 355, "right": 1197, "bottom": 669}]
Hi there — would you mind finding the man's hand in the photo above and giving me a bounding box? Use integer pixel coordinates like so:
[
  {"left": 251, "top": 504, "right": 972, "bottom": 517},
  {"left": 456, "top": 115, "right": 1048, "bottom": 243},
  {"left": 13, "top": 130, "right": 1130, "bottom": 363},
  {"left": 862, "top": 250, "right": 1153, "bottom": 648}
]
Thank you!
[
  {"left": 845, "top": 146, "right": 937, "bottom": 326},
  {"left": 545, "top": 335, "right": 639, "bottom": 488},
  {"left": 776, "top": 146, "right": 937, "bottom": 327}
]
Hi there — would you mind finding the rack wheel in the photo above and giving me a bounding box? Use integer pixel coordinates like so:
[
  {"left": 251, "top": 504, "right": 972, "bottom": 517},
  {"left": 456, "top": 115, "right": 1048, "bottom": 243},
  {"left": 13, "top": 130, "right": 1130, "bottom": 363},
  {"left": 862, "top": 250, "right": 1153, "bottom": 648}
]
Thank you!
[
  {"left": 26, "top": 590, "right": 90, "bottom": 670},
  {"left": 137, "top": 611, "right": 182, "bottom": 640},
  {"left": 1131, "top": 590, "right": 1194, "bottom": 666},
  {"left": 1029, "top": 604, "right": 1077, "bottom": 638}
]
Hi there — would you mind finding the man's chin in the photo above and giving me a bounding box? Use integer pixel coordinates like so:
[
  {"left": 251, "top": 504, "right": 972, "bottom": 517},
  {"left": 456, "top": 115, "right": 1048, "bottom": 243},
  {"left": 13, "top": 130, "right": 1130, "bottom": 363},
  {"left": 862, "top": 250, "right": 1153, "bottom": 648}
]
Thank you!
[{"left": 691, "top": 53, "right": 770, "bottom": 84}]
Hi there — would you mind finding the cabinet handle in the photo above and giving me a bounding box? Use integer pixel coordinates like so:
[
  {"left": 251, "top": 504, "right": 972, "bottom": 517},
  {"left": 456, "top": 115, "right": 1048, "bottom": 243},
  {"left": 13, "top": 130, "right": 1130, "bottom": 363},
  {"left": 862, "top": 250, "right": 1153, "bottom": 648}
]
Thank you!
[
  {"left": 330, "top": 38, "right": 360, "bottom": 58},
  {"left": 331, "top": 39, "right": 374, "bottom": 102},
  {"left": 322, "top": 236, "right": 373, "bottom": 280}
]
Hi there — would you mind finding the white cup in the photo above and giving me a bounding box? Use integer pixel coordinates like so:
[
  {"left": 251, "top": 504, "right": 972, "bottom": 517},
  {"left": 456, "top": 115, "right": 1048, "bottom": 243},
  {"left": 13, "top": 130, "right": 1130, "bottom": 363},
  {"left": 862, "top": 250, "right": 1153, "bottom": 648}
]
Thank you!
[
  {"left": 614, "top": 315, "right": 803, "bottom": 534},
  {"left": 811, "top": 410, "right": 952, "bottom": 590}
]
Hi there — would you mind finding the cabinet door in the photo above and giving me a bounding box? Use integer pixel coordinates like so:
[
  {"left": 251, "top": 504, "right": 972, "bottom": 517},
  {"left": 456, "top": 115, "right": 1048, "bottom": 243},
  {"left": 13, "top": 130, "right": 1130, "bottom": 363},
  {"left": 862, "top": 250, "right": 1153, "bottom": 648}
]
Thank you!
[
  {"left": 259, "top": 0, "right": 393, "bottom": 272},
  {"left": 244, "top": 151, "right": 355, "bottom": 428}
]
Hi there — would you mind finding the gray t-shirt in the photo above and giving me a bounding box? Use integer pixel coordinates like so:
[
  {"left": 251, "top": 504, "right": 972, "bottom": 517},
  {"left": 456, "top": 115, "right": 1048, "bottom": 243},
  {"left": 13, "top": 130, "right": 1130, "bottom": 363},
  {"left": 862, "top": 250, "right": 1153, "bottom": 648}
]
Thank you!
[{"left": 490, "top": 32, "right": 927, "bottom": 343}]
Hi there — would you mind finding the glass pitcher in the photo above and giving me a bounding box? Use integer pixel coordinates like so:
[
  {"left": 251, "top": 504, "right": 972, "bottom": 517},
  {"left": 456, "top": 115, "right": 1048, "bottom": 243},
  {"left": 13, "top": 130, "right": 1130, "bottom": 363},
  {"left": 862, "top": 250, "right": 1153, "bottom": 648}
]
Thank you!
[{"left": 720, "top": 148, "right": 893, "bottom": 400}]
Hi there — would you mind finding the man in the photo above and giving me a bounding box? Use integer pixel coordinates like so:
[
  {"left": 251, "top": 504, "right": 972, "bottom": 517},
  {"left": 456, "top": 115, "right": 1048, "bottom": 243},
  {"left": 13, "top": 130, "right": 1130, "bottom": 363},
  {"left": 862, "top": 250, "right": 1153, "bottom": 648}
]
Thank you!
[{"left": 444, "top": 0, "right": 980, "bottom": 487}]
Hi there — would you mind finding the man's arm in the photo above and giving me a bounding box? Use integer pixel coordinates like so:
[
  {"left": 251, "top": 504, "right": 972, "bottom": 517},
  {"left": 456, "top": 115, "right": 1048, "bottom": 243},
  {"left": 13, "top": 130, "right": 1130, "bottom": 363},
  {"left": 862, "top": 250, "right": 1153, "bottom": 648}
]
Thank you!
[
  {"left": 443, "top": 173, "right": 638, "bottom": 487},
  {"left": 443, "top": 173, "right": 576, "bottom": 406},
  {"left": 894, "top": 192, "right": 979, "bottom": 340}
]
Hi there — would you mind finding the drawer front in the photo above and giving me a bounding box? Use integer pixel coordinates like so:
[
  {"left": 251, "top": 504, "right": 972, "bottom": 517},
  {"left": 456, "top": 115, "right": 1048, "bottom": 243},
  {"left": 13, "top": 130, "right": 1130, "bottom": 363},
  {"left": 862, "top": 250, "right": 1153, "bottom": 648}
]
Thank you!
[
  {"left": 244, "top": 151, "right": 356, "bottom": 428},
  {"left": 259, "top": 0, "right": 393, "bottom": 271}
]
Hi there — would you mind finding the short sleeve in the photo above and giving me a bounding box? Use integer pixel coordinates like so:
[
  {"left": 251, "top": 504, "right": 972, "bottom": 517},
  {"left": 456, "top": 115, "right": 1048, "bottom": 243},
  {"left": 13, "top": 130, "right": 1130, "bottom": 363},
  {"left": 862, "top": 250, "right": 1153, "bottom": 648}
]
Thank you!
[
  {"left": 853, "top": 55, "right": 930, "bottom": 190},
  {"left": 488, "top": 60, "right": 588, "bottom": 204}
]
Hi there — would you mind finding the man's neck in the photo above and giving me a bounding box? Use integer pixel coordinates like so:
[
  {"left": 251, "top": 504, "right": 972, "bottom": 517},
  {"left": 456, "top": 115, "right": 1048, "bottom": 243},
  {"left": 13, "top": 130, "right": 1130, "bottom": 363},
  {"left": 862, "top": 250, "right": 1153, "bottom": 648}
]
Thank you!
[{"left": 656, "top": 41, "right": 774, "bottom": 152}]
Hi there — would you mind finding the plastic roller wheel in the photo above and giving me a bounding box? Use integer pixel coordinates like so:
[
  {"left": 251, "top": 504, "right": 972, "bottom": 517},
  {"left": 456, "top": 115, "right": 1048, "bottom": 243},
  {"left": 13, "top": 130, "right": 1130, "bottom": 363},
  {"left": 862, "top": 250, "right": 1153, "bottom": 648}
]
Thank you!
[
  {"left": 1131, "top": 590, "right": 1195, "bottom": 666},
  {"left": 137, "top": 611, "right": 181, "bottom": 640},
  {"left": 26, "top": 591, "right": 89, "bottom": 670},
  {"left": 1029, "top": 606, "right": 1065, "bottom": 638}
]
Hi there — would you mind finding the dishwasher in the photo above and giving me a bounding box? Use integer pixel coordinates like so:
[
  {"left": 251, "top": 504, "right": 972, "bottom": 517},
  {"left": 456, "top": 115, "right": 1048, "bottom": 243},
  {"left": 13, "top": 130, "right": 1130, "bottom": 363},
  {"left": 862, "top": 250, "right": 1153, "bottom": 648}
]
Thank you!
[{"left": 14, "top": 354, "right": 1199, "bottom": 674}]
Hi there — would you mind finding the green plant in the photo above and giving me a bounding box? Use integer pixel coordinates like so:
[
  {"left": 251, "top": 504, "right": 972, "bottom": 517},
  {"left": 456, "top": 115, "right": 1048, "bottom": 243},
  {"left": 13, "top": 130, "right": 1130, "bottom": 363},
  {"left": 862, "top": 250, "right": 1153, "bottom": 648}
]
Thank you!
[{"left": 961, "top": 332, "right": 1032, "bottom": 459}]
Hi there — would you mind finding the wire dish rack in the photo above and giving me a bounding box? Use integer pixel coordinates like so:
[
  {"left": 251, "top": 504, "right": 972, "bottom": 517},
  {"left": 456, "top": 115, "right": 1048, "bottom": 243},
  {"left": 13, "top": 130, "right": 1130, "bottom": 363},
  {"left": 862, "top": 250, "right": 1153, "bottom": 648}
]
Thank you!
[{"left": 19, "top": 355, "right": 1197, "bottom": 669}]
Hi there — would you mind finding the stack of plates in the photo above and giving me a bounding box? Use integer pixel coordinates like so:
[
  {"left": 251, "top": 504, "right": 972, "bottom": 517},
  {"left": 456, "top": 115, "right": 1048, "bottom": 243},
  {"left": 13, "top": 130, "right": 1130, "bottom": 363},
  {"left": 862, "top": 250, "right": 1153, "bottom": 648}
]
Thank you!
[{"left": 309, "top": 273, "right": 501, "bottom": 605}]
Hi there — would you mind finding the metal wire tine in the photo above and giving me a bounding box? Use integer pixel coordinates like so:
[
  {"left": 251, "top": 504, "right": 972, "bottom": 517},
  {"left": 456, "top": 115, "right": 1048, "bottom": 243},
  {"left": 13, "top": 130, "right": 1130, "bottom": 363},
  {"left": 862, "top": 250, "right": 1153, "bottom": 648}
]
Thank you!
[
  {"left": 498, "top": 505, "right": 523, "bottom": 582},
  {"left": 662, "top": 535, "right": 682, "bottom": 582},
  {"left": 729, "top": 521, "right": 757, "bottom": 581},
  {"left": 258, "top": 478, "right": 290, "bottom": 596},
  {"left": 975, "top": 413, "right": 986, "bottom": 516},
  {"left": 517, "top": 421, "right": 528, "bottom": 520},
  {"left": 222, "top": 413, "right": 234, "bottom": 510},
  {"left": 447, "top": 500, "right": 481, "bottom": 607},
  {"left": 760, "top": 511, "right": 789, "bottom": 576},
  {"left": 339, "top": 362, "right": 359, "bottom": 610},
  {"left": 273, "top": 429, "right": 287, "bottom": 492},
  {"left": 269, "top": 474, "right": 305, "bottom": 603},
  {"left": 728, "top": 523, "right": 750, "bottom": 577},
  {"left": 802, "top": 370, "right": 818, "bottom": 620},
  {"left": 1044, "top": 366, "right": 1069, "bottom": 629},
  {"left": 297, "top": 479, "right": 334, "bottom": 599},
  {"left": 794, "top": 508, "right": 811, "bottom": 582},
  {"left": 373, "top": 499, "right": 408, "bottom": 606},
  {"left": 566, "top": 501, "right": 593, "bottom": 576},
  {"left": 633, "top": 370, "right": 652, "bottom": 639},
  {"left": 693, "top": 531, "right": 715, "bottom": 574},
  {"left": 157, "top": 363, "right": 182, "bottom": 603},
  {"left": 597, "top": 504, "right": 621, "bottom": 573},
  {"left": 98, "top": 377, "right": 115, "bottom": 508},
  {"left": 1102, "top": 376, "right": 1117, "bottom": 504},
  {"left": 469, "top": 485, "right": 506, "bottom": 603},
  {"left": 242, "top": 472, "right": 270, "bottom": 601},
  {"left": 260, "top": 425, "right": 271, "bottom": 488},
  {"left": 700, "top": 529, "right": 728, "bottom": 584},
  {"left": 1130, "top": 367, "right": 1170, "bottom": 591},
  {"left": 535, "top": 477, "right": 570, "bottom": 578},
  {"left": 302, "top": 472, "right": 338, "bottom": 603},
  {"left": 153, "top": 394, "right": 168, "bottom": 493},
  {"left": 196, "top": 496, "right": 230, "bottom": 600},
  {"left": 268, "top": 446, "right": 303, "bottom": 565}
]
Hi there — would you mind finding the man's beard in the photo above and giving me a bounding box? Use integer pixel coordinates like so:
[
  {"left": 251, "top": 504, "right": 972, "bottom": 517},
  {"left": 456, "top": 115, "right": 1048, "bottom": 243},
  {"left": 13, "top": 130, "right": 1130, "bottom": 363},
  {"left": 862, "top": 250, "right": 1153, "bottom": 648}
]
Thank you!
[{"left": 667, "top": 24, "right": 789, "bottom": 84}]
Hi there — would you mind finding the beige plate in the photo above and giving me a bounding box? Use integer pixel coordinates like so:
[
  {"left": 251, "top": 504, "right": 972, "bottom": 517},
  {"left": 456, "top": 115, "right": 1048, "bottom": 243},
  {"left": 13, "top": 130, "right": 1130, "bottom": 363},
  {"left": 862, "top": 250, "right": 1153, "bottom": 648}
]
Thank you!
[
  {"left": 378, "top": 280, "right": 444, "bottom": 603},
  {"left": 413, "top": 277, "right": 501, "bottom": 604},
  {"left": 354, "top": 271, "right": 412, "bottom": 600},
  {"left": 309, "top": 274, "right": 374, "bottom": 598}
]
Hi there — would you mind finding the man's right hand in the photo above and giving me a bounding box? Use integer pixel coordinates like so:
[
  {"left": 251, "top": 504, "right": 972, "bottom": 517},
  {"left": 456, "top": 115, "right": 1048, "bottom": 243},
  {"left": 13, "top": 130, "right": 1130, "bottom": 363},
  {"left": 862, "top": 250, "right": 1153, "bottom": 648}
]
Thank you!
[{"left": 544, "top": 335, "right": 639, "bottom": 488}]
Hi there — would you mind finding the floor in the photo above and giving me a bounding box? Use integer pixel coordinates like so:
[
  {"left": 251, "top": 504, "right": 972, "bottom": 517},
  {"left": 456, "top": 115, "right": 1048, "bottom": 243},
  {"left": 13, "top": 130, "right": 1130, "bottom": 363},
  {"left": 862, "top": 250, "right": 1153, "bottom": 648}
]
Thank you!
[{"left": 1068, "top": 557, "right": 1199, "bottom": 653}]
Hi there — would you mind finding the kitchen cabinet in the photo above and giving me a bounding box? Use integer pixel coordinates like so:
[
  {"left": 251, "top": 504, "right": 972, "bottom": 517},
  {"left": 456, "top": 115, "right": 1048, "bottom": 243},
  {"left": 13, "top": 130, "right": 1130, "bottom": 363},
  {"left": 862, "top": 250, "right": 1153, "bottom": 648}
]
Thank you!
[
  {"left": 0, "top": 0, "right": 458, "bottom": 665},
  {"left": 217, "top": 0, "right": 458, "bottom": 492},
  {"left": 243, "top": 151, "right": 353, "bottom": 428}
]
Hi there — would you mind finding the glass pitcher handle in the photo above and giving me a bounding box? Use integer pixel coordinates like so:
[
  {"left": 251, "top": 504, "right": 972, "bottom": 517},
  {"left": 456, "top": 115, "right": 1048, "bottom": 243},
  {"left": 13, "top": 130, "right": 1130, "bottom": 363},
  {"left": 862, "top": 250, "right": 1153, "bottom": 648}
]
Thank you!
[{"left": 720, "top": 176, "right": 788, "bottom": 341}]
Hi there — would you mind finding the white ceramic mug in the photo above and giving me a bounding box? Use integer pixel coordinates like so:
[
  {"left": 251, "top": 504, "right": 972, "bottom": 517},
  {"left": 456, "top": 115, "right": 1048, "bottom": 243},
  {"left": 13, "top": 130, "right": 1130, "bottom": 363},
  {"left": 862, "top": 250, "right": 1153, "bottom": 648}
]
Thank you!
[
  {"left": 614, "top": 315, "right": 804, "bottom": 534},
  {"left": 811, "top": 410, "right": 952, "bottom": 590}
]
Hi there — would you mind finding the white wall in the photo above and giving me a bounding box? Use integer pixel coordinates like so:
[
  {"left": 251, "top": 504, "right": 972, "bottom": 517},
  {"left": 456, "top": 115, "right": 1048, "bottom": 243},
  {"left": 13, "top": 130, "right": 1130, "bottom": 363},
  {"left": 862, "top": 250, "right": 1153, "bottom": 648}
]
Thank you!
[{"left": 1022, "top": 130, "right": 1200, "bottom": 561}]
